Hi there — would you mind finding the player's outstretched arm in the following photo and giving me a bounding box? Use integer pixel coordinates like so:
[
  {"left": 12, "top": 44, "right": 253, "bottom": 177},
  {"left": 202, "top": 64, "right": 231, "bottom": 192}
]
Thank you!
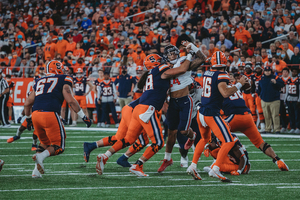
[
  {"left": 218, "top": 76, "right": 247, "bottom": 98},
  {"left": 24, "top": 91, "right": 35, "bottom": 130},
  {"left": 161, "top": 58, "right": 191, "bottom": 79},
  {"left": 181, "top": 41, "right": 207, "bottom": 67},
  {"left": 63, "top": 84, "right": 92, "bottom": 127}
]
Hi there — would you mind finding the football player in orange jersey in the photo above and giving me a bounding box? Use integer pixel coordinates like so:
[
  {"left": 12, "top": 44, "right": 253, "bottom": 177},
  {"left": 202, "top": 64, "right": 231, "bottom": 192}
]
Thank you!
[
  {"left": 24, "top": 60, "right": 92, "bottom": 178},
  {"left": 184, "top": 41, "right": 247, "bottom": 182}
]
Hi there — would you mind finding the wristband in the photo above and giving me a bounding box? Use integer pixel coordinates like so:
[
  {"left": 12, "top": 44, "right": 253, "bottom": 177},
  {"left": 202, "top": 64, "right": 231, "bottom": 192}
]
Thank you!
[
  {"left": 235, "top": 82, "right": 242, "bottom": 90},
  {"left": 77, "top": 109, "right": 85, "bottom": 118},
  {"left": 26, "top": 115, "right": 31, "bottom": 118},
  {"left": 237, "top": 169, "right": 242, "bottom": 175},
  {"left": 186, "top": 53, "right": 193, "bottom": 61},
  {"left": 187, "top": 43, "right": 199, "bottom": 53}
]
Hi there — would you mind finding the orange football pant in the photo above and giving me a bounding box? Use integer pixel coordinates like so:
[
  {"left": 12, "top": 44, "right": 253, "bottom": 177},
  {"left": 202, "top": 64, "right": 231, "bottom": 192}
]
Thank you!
[
  {"left": 225, "top": 113, "right": 264, "bottom": 148},
  {"left": 255, "top": 95, "right": 264, "bottom": 121},
  {"left": 243, "top": 93, "right": 256, "bottom": 122},
  {"left": 32, "top": 111, "right": 66, "bottom": 148},
  {"left": 193, "top": 111, "right": 234, "bottom": 167},
  {"left": 210, "top": 148, "right": 239, "bottom": 173},
  {"left": 112, "top": 104, "right": 164, "bottom": 160}
]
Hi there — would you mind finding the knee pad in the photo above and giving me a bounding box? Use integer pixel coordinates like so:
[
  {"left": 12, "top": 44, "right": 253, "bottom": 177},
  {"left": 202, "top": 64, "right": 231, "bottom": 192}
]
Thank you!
[
  {"left": 151, "top": 143, "right": 164, "bottom": 153},
  {"left": 121, "top": 138, "right": 131, "bottom": 149},
  {"left": 260, "top": 142, "right": 271, "bottom": 154},
  {"left": 51, "top": 145, "right": 64, "bottom": 155},
  {"left": 36, "top": 146, "right": 46, "bottom": 153},
  {"left": 108, "top": 136, "right": 117, "bottom": 146},
  {"left": 132, "top": 142, "right": 145, "bottom": 152}
]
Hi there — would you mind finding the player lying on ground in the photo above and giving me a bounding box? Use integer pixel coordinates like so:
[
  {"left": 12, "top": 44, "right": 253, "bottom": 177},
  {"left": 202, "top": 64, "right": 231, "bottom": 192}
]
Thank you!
[
  {"left": 24, "top": 60, "right": 92, "bottom": 178},
  {"left": 202, "top": 133, "right": 250, "bottom": 177}
]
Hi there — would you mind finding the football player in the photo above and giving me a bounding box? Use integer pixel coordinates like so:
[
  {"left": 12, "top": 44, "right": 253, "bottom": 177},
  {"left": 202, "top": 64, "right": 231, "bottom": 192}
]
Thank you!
[
  {"left": 184, "top": 41, "right": 247, "bottom": 182},
  {"left": 203, "top": 133, "right": 250, "bottom": 176},
  {"left": 158, "top": 45, "right": 198, "bottom": 173},
  {"left": 24, "top": 60, "right": 92, "bottom": 178}
]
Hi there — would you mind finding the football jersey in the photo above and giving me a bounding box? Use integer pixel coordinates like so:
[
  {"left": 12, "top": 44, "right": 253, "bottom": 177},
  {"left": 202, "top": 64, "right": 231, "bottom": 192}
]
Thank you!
[
  {"left": 279, "top": 76, "right": 289, "bottom": 100},
  {"left": 170, "top": 56, "right": 193, "bottom": 92},
  {"left": 32, "top": 74, "right": 73, "bottom": 113},
  {"left": 139, "top": 64, "right": 170, "bottom": 111},
  {"left": 73, "top": 77, "right": 87, "bottom": 96},
  {"left": 98, "top": 79, "right": 116, "bottom": 102},
  {"left": 222, "top": 88, "right": 250, "bottom": 116},
  {"left": 200, "top": 70, "right": 229, "bottom": 116},
  {"left": 251, "top": 74, "right": 262, "bottom": 94},
  {"left": 286, "top": 76, "right": 300, "bottom": 101},
  {"left": 129, "top": 98, "right": 140, "bottom": 109}
]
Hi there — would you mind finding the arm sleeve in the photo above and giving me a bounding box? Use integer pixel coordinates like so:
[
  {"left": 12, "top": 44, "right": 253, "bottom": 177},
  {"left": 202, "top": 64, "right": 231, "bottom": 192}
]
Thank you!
[
  {"left": 112, "top": 83, "right": 117, "bottom": 99},
  {"left": 274, "top": 76, "right": 284, "bottom": 90},
  {"left": 217, "top": 73, "right": 230, "bottom": 84},
  {"left": 64, "top": 76, "right": 73, "bottom": 87}
]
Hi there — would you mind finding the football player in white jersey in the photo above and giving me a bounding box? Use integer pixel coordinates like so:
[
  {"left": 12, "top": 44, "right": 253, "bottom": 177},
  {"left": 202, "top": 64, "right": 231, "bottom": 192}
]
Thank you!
[{"left": 158, "top": 45, "right": 204, "bottom": 172}]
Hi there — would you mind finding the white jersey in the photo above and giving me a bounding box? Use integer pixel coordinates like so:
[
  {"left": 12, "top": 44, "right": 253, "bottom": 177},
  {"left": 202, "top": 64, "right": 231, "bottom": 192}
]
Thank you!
[
  {"left": 190, "top": 84, "right": 202, "bottom": 118},
  {"left": 170, "top": 56, "right": 193, "bottom": 92}
]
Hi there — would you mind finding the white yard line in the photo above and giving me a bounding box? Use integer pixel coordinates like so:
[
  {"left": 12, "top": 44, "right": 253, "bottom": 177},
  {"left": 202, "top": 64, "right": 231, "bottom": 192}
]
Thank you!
[{"left": 1, "top": 183, "right": 300, "bottom": 192}]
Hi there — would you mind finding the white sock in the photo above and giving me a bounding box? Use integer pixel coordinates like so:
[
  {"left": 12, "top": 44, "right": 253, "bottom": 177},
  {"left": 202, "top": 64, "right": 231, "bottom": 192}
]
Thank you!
[
  {"left": 104, "top": 151, "right": 112, "bottom": 158},
  {"left": 95, "top": 142, "right": 99, "bottom": 148},
  {"left": 124, "top": 154, "right": 129, "bottom": 158},
  {"left": 16, "top": 129, "right": 22, "bottom": 137},
  {"left": 72, "top": 121, "right": 77, "bottom": 124},
  {"left": 38, "top": 150, "right": 50, "bottom": 162},
  {"left": 191, "top": 162, "right": 197, "bottom": 168},
  {"left": 261, "top": 123, "right": 265, "bottom": 129},
  {"left": 164, "top": 152, "right": 172, "bottom": 161},
  {"left": 138, "top": 158, "right": 144, "bottom": 163}
]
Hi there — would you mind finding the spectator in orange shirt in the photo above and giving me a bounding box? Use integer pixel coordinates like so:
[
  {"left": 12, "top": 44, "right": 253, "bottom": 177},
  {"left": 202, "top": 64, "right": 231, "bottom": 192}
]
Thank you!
[
  {"left": 194, "top": 67, "right": 204, "bottom": 88},
  {"left": 234, "top": 22, "right": 252, "bottom": 44},
  {"left": 135, "top": 46, "right": 146, "bottom": 66},
  {"left": 65, "top": 35, "right": 77, "bottom": 53},
  {"left": 127, "top": 47, "right": 138, "bottom": 63},
  {"left": 44, "top": 37, "right": 56, "bottom": 59},
  {"left": 55, "top": 34, "right": 68, "bottom": 57},
  {"left": 96, "top": 30, "right": 109, "bottom": 49},
  {"left": 73, "top": 43, "right": 86, "bottom": 58},
  {"left": 144, "top": 26, "right": 154, "bottom": 45},
  {"left": 274, "top": 56, "right": 287, "bottom": 75},
  {"left": 14, "top": 27, "right": 25, "bottom": 42},
  {"left": 208, "top": 42, "right": 219, "bottom": 57},
  {"left": 170, "top": 29, "right": 179, "bottom": 46}
]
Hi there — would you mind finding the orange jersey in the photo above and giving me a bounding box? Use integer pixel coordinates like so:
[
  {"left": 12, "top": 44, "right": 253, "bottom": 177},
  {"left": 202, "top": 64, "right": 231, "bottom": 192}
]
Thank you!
[{"left": 44, "top": 42, "right": 56, "bottom": 59}]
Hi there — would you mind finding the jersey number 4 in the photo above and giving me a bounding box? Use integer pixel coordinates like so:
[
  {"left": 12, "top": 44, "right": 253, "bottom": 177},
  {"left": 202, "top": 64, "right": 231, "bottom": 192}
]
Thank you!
[
  {"left": 202, "top": 77, "right": 212, "bottom": 97},
  {"left": 36, "top": 77, "right": 58, "bottom": 96}
]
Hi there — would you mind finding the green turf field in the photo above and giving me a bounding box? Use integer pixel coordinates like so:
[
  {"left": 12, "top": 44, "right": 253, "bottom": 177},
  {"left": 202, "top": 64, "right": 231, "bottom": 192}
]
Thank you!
[{"left": 1, "top": 125, "right": 300, "bottom": 200}]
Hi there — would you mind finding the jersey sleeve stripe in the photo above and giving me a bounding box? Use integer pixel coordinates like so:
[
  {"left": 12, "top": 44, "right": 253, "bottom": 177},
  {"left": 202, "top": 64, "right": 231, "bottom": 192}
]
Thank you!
[
  {"left": 65, "top": 77, "right": 73, "bottom": 83},
  {"left": 159, "top": 65, "right": 169, "bottom": 71}
]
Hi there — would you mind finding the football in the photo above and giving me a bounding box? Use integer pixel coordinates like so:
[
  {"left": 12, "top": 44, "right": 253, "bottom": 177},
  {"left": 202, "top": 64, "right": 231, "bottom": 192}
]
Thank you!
[{"left": 241, "top": 81, "right": 251, "bottom": 91}]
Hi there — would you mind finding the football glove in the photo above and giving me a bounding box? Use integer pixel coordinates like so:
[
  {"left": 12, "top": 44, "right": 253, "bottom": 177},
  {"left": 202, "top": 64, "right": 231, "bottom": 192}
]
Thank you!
[
  {"left": 82, "top": 116, "right": 92, "bottom": 128},
  {"left": 26, "top": 117, "right": 34, "bottom": 131}
]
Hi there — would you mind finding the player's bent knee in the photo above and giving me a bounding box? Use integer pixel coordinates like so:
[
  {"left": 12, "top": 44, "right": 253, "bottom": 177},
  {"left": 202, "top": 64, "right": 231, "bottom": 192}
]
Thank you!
[
  {"left": 259, "top": 142, "right": 271, "bottom": 154},
  {"left": 36, "top": 145, "right": 46, "bottom": 153},
  {"left": 180, "top": 130, "right": 189, "bottom": 137},
  {"left": 51, "top": 145, "right": 64, "bottom": 155}
]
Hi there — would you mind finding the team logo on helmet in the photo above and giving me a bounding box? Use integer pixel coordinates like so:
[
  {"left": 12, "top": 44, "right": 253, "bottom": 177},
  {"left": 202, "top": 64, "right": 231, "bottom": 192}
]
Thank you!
[
  {"left": 46, "top": 60, "right": 64, "bottom": 75},
  {"left": 144, "top": 54, "right": 162, "bottom": 70}
]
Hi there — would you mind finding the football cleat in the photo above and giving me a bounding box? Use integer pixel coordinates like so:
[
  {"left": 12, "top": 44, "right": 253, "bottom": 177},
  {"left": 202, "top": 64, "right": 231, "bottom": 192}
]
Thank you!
[
  {"left": 82, "top": 116, "right": 92, "bottom": 128},
  {"left": 276, "top": 159, "right": 289, "bottom": 171},
  {"left": 157, "top": 159, "right": 173, "bottom": 173},
  {"left": 203, "top": 166, "right": 211, "bottom": 173},
  {"left": 209, "top": 166, "right": 231, "bottom": 182},
  {"left": 117, "top": 155, "right": 132, "bottom": 167},
  {"left": 129, "top": 164, "right": 149, "bottom": 177},
  {"left": 31, "top": 144, "right": 38, "bottom": 151},
  {"left": 96, "top": 154, "right": 108, "bottom": 175},
  {"left": 187, "top": 165, "right": 202, "bottom": 180},
  {"left": 83, "top": 142, "right": 96, "bottom": 163},
  {"left": 184, "top": 133, "right": 196, "bottom": 150},
  {"left": 230, "top": 170, "right": 240, "bottom": 176},
  {"left": 288, "top": 129, "right": 295, "bottom": 134},
  {"left": 0, "top": 160, "right": 4, "bottom": 172},
  {"left": 32, "top": 164, "right": 42, "bottom": 178},
  {"left": 7, "top": 135, "right": 20, "bottom": 143},
  {"left": 180, "top": 156, "right": 188, "bottom": 168},
  {"left": 32, "top": 154, "right": 45, "bottom": 174}
]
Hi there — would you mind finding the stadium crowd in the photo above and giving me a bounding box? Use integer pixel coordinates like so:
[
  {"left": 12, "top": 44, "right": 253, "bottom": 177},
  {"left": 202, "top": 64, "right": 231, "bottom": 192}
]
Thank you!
[{"left": 0, "top": 0, "right": 299, "bottom": 133}]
